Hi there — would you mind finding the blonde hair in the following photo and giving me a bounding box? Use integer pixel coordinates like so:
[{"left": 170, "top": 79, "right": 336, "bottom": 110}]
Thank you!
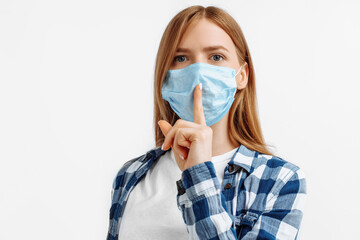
[{"left": 153, "top": 5, "right": 273, "bottom": 155}]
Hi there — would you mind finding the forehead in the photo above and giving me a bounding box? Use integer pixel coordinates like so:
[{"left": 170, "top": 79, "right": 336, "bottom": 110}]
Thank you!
[{"left": 177, "top": 18, "right": 236, "bottom": 52}]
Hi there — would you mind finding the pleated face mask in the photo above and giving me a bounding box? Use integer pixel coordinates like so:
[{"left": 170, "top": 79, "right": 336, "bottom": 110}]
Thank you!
[{"left": 161, "top": 62, "right": 242, "bottom": 126}]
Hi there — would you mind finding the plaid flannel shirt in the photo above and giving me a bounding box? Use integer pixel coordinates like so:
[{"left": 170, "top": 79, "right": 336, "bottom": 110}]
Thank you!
[{"left": 107, "top": 144, "right": 306, "bottom": 240}]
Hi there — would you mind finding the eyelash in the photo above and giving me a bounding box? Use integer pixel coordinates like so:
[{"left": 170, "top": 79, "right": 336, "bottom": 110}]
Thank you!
[{"left": 173, "top": 54, "right": 226, "bottom": 63}]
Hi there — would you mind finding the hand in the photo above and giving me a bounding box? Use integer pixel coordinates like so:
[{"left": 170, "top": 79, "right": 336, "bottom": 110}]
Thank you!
[{"left": 158, "top": 83, "right": 213, "bottom": 172}]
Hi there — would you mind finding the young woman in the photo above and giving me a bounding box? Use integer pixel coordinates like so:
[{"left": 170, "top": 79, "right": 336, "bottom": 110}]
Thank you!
[{"left": 107, "top": 5, "right": 306, "bottom": 240}]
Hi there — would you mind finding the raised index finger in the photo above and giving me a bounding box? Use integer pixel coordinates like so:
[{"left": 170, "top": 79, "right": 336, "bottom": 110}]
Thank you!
[{"left": 193, "top": 83, "right": 206, "bottom": 125}]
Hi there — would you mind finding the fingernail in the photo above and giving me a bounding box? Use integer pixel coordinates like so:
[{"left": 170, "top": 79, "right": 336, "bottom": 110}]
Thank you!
[
  {"left": 179, "top": 154, "right": 184, "bottom": 160},
  {"left": 161, "top": 143, "right": 164, "bottom": 150},
  {"left": 199, "top": 83, "right": 202, "bottom": 91}
]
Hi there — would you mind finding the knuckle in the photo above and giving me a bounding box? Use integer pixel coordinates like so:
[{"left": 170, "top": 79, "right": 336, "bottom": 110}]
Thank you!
[
  {"left": 177, "top": 128, "right": 183, "bottom": 135},
  {"left": 174, "top": 129, "right": 180, "bottom": 140},
  {"left": 175, "top": 119, "right": 184, "bottom": 126},
  {"left": 198, "top": 129, "right": 207, "bottom": 140}
]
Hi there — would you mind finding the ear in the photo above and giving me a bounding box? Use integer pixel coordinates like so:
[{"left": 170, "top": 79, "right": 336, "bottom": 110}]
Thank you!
[{"left": 236, "top": 62, "right": 249, "bottom": 90}]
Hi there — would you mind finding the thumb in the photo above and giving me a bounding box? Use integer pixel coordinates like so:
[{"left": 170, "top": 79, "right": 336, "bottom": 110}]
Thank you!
[{"left": 158, "top": 120, "right": 172, "bottom": 136}]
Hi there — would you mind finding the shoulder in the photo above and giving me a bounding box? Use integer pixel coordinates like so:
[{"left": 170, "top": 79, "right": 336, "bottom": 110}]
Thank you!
[
  {"left": 260, "top": 152, "right": 305, "bottom": 178},
  {"left": 235, "top": 144, "right": 306, "bottom": 198},
  {"left": 112, "top": 147, "right": 167, "bottom": 191},
  {"left": 236, "top": 145, "right": 305, "bottom": 182},
  {"left": 249, "top": 151, "right": 306, "bottom": 197},
  {"left": 256, "top": 152, "right": 304, "bottom": 176}
]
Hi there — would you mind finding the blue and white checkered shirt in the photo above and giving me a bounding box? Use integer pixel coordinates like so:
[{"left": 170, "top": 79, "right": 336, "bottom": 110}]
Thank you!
[{"left": 107, "top": 144, "right": 306, "bottom": 239}]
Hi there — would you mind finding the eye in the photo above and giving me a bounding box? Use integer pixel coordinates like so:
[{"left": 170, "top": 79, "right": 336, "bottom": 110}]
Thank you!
[
  {"left": 211, "top": 54, "right": 224, "bottom": 62},
  {"left": 173, "top": 55, "right": 187, "bottom": 63}
]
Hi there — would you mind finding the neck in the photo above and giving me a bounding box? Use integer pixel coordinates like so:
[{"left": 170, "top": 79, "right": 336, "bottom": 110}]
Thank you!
[{"left": 210, "top": 112, "right": 240, "bottom": 157}]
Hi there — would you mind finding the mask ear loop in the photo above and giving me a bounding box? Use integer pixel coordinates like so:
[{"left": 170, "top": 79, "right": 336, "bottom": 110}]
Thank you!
[
  {"left": 235, "top": 64, "right": 243, "bottom": 76},
  {"left": 233, "top": 64, "right": 244, "bottom": 96}
]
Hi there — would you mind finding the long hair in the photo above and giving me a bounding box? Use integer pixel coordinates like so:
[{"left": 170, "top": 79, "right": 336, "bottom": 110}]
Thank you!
[{"left": 153, "top": 5, "right": 273, "bottom": 155}]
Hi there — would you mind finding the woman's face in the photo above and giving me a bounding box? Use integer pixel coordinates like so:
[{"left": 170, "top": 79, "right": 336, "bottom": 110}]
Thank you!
[
  {"left": 169, "top": 18, "right": 247, "bottom": 89},
  {"left": 170, "top": 18, "right": 241, "bottom": 70}
]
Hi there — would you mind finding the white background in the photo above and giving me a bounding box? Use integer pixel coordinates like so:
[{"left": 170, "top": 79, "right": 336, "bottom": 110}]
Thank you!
[{"left": 1, "top": 0, "right": 359, "bottom": 239}]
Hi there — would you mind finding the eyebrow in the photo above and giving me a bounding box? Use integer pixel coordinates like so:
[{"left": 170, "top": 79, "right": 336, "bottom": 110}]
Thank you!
[{"left": 176, "top": 45, "right": 230, "bottom": 53}]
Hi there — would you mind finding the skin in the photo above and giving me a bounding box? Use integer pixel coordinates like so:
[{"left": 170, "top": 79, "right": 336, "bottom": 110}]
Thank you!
[{"left": 158, "top": 18, "right": 249, "bottom": 172}]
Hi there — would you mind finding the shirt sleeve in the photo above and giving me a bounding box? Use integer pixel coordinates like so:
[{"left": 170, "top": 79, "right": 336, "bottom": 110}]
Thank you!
[
  {"left": 176, "top": 161, "right": 238, "bottom": 240},
  {"left": 239, "top": 168, "right": 307, "bottom": 240}
]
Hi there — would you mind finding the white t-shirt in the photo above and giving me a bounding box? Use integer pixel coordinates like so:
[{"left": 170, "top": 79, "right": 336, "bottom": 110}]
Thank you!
[{"left": 117, "top": 147, "right": 238, "bottom": 239}]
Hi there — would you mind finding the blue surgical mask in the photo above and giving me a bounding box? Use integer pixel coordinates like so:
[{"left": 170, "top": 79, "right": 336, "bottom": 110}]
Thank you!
[{"left": 161, "top": 62, "right": 243, "bottom": 126}]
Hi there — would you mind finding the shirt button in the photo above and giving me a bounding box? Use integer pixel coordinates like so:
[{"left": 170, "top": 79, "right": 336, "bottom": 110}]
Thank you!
[
  {"left": 179, "top": 188, "right": 185, "bottom": 195},
  {"left": 228, "top": 165, "right": 234, "bottom": 173},
  {"left": 224, "top": 183, "right": 232, "bottom": 189}
]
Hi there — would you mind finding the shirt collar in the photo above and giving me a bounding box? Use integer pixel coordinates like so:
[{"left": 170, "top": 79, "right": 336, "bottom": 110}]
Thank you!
[
  {"left": 147, "top": 147, "right": 169, "bottom": 162},
  {"left": 229, "top": 144, "right": 257, "bottom": 173}
]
